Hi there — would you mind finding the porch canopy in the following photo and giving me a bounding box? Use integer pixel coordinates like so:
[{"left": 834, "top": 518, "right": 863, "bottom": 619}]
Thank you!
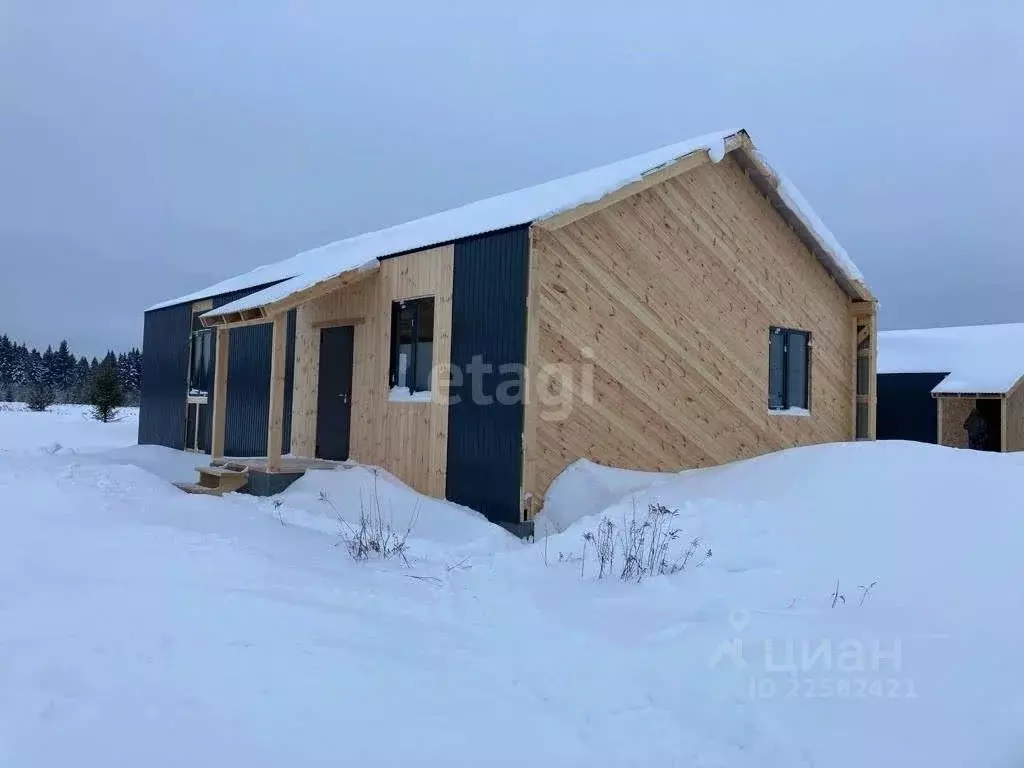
[{"left": 200, "top": 259, "right": 380, "bottom": 471}]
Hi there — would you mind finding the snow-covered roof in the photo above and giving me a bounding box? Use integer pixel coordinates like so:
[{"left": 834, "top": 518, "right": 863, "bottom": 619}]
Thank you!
[
  {"left": 878, "top": 323, "right": 1024, "bottom": 395},
  {"left": 149, "top": 129, "right": 870, "bottom": 316}
]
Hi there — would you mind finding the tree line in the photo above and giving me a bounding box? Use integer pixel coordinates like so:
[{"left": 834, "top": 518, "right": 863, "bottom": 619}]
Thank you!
[{"left": 0, "top": 335, "right": 143, "bottom": 407}]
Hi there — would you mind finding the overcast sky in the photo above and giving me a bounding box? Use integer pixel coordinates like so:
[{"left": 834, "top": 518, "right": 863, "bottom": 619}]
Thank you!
[{"left": 2, "top": 1, "right": 1022, "bottom": 356}]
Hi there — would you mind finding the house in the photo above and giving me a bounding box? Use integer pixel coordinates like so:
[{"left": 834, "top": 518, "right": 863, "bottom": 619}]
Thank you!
[
  {"left": 140, "top": 128, "right": 877, "bottom": 528},
  {"left": 877, "top": 323, "right": 1024, "bottom": 451}
]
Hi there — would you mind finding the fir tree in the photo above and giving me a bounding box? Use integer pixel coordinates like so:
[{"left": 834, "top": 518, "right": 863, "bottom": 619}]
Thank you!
[
  {"left": 52, "top": 340, "right": 75, "bottom": 393},
  {"left": 25, "top": 381, "right": 55, "bottom": 411},
  {"left": 72, "top": 356, "right": 91, "bottom": 403},
  {"left": 0, "top": 335, "right": 13, "bottom": 388},
  {"left": 41, "top": 345, "right": 55, "bottom": 388},
  {"left": 11, "top": 344, "right": 28, "bottom": 388},
  {"left": 87, "top": 357, "right": 124, "bottom": 422}
]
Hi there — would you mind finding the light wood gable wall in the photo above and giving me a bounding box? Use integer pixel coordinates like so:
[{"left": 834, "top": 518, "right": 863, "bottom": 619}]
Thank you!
[
  {"left": 522, "top": 154, "right": 858, "bottom": 510},
  {"left": 289, "top": 245, "right": 454, "bottom": 496}
]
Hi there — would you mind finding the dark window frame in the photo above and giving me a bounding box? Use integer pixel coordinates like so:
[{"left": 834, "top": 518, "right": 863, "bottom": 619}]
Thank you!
[
  {"left": 187, "top": 327, "right": 213, "bottom": 397},
  {"left": 768, "top": 326, "right": 812, "bottom": 411},
  {"left": 388, "top": 296, "right": 435, "bottom": 394}
]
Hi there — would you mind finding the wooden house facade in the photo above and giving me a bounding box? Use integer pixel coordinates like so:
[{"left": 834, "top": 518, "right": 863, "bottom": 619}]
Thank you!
[{"left": 140, "top": 130, "right": 876, "bottom": 527}]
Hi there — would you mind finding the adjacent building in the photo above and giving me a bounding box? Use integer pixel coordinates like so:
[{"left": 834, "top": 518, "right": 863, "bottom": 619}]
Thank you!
[{"left": 878, "top": 323, "right": 1024, "bottom": 451}]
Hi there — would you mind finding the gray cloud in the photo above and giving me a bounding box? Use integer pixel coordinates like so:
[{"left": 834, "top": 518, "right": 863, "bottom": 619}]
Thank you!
[{"left": 2, "top": 0, "right": 1022, "bottom": 356}]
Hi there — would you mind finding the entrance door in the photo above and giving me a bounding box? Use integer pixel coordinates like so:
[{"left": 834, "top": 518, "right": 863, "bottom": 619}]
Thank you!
[{"left": 316, "top": 325, "right": 354, "bottom": 460}]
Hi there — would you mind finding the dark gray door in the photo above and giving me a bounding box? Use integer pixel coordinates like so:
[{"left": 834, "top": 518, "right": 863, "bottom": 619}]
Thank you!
[{"left": 316, "top": 325, "right": 354, "bottom": 460}]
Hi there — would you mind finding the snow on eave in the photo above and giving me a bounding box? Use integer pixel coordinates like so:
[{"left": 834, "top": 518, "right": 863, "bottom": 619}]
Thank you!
[
  {"left": 205, "top": 257, "right": 380, "bottom": 318},
  {"left": 178, "top": 130, "right": 739, "bottom": 317},
  {"left": 878, "top": 324, "right": 1024, "bottom": 395},
  {"left": 147, "top": 272, "right": 294, "bottom": 313},
  {"left": 931, "top": 371, "right": 1024, "bottom": 397},
  {"left": 729, "top": 136, "right": 872, "bottom": 303},
  {"left": 151, "top": 128, "right": 871, "bottom": 317}
]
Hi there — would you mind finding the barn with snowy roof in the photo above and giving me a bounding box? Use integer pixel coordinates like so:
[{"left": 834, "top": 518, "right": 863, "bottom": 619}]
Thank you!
[
  {"left": 140, "top": 128, "right": 877, "bottom": 528},
  {"left": 877, "top": 323, "right": 1024, "bottom": 451}
]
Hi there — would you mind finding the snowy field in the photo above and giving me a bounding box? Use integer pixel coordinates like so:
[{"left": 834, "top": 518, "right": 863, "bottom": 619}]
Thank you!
[
  {"left": 0, "top": 403, "right": 140, "bottom": 455},
  {"left": 1, "top": 405, "right": 1023, "bottom": 766}
]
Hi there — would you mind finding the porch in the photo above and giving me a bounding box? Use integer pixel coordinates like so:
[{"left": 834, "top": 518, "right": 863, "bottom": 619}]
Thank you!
[
  {"left": 175, "top": 456, "right": 343, "bottom": 497},
  {"left": 177, "top": 242, "right": 455, "bottom": 499}
]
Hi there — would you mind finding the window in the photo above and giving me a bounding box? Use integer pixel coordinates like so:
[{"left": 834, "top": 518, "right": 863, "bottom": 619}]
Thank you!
[
  {"left": 188, "top": 311, "right": 213, "bottom": 396},
  {"left": 768, "top": 326, "right": 810, "bottom": 411},
  {"left": 389, "top": 297, "right": 434, "bottom": 395}
]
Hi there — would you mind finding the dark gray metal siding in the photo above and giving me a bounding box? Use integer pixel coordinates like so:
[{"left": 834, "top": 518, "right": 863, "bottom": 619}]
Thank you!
[
  {"left": 877, "top": 372, "right": 948, "bottom": 444},
  {"left": 219, "top": 312, "right": 296, "bottom": 457},
  {"left": 138, "top": 303, "right": 192, "bottom": 448},
  {"left": 446, "top": 226, "right": 529, "bottom": 525},
  {"left": 211, "top": 288, "right": 295, "bottom": 457},
  {"left": 138, "top": 280, "right": 293, "bottom": 455}
]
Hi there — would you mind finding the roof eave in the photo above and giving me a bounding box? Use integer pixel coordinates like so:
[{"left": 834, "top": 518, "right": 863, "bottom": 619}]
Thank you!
[{"left": 728, "top": 134, "right": 874, "bottom": 303}]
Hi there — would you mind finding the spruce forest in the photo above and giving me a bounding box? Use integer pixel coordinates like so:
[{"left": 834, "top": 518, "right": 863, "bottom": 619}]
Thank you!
[{"left": 0, "top": 335, "right": 142, "bottom": 405}]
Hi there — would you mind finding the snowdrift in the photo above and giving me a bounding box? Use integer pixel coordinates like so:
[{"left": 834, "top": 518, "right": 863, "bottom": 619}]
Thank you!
[
  {"left": 526, "top": 442, "right": 1024, "bottom": 765},
  {"left": 271, "top": 464, "right": 518, "bottom": 555},
  {"left": 2, "top": 401, "right": 1024, "bottom": 767}
]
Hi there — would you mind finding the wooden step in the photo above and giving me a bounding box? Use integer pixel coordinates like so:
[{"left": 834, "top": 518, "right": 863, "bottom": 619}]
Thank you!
[
  {"left": 175, "top": 463, "right": 251, "bottom": 496},
  {"left": 196, "top": 464, "right": 248, "bottom": 478},
  {"left": 173, "top": 481, "right": 233, "bottom": 496},
  {"left": 209, "top": 459, "right": 250, "bottom": 471}
]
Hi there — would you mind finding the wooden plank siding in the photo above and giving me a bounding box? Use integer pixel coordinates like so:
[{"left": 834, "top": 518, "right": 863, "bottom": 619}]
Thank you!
[
  {"left": 937, "top": 396, "right": 975, "bottom": 449},
  {"left": 289, "top": 245, "right": 454, "bottom": 496},
  {"left": 1005, "top": 384, "right": 1024, "bottom": 451},
  {"left": 523, "top": 155, "right": 857, "bottom": 511}
]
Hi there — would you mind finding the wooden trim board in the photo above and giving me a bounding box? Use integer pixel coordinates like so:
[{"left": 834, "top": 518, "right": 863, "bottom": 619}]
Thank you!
[
  {"left": 538, "top": 148, "right": 718, "bottom": 232},
  {"left": 266, "top": 314, "right": 287, "bottom": 470},
  {"left": 211, "top": 326, "right": 230, "bottom": 460}
]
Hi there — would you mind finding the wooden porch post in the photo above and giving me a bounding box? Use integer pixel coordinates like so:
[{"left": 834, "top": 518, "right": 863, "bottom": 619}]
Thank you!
[
  {"left": 866, "top": 311, "right": 877, "bottom": 440},
  {"left": 851, "top": 301, "right": 878, "bottom": 440},
  {"left": 266, "top": 314, "right": 287, "bottom": 471},
  {"left": 211, "top": 326, "right": 230, "bottom": 460}
]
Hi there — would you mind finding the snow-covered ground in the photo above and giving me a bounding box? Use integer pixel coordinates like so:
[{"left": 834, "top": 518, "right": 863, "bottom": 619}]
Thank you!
[
  {"left": 0, "top": 403, "right": 140, "bottom": 455},
  {"left": 1, "top": 406, "right": 1023, "bottom": 766}
]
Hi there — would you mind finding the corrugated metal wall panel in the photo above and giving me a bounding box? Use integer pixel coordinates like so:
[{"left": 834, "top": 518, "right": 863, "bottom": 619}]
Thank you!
[
  {"left": 446, "top": 226, "right": 529, "bottom": 525},
  {"left": 224, "top": 322, "right": 273, "bottom": 456},
  {"left": 138, "top": 303, "right": 191, "bottom": 448},
  {"left": 208, "top": 287, "right": 295, "bottom": 458},
  {"left": 877, "top": 372, "right": 947, "bottom": 444},
  {"left": 138, "top": 280, "right": 292, "bottom": 456}
]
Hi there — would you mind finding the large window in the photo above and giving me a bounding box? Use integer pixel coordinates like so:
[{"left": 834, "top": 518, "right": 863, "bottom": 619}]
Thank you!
[
  {"left": 389, "top": 297, "right": 434, "bottom": 395},
  {"left": 188, "top": 311, "right": 213, "bottom": 396},
  {"left": 768, "top": 326, "right": 810, "bottom": 412}
]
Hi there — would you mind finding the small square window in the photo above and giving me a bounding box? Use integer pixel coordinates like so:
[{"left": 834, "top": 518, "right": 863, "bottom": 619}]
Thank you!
[
  {"left": 768, "top": 326, "right": 811, "bottom": 412},
  {"left": 389, "top": 297, "right": 434, "bottom": 395}
]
